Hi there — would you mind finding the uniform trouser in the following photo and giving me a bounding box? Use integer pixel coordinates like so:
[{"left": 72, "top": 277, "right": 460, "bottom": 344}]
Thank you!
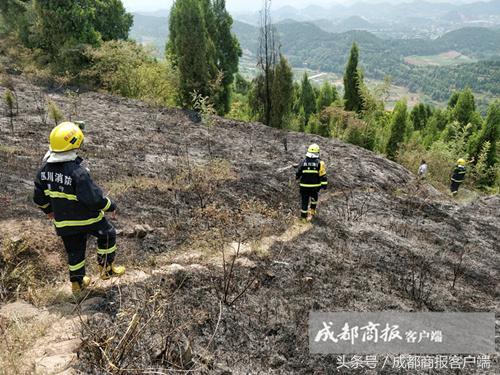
[
  {"left": 450, "top": 181, "right": 462, "bottom": 195},
  {"left": 300, "top": 187, "right": 319, "bottom": 218},
  {"left": 61, "top": 219, "right": 117, "bottom": 283}
]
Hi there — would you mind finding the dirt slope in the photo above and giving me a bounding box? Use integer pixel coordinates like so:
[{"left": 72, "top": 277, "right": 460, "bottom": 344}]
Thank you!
[{"left": 0, "top": 76, "right": 498, "bottom": 374}]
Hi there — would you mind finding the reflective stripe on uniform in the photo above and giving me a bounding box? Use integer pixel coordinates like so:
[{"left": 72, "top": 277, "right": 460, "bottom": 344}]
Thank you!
[
  {"left": 300, "top": 183, "right": 321, "bottom": 188},
  {"left": 38, "top": 203, "right": 50, "bottom": 209},
  {"left": 69, "top": 260, "right": 85, "bottom": 272},
  {"left": 303, "top": 170, "right": 319, "bottom": 174},
  {"left": 97, "top": 245, "right": 117, "bottom": 255},
  {"left": 321, "top": 181, "right": 328, "bottom": 185},
  {"left": 451, "top": 179, "right": 464, "bottom": 183},
  {"left": 44, "top": 189, "right": 78, "bottom": 201},
  {"left": 54, "top": 212, "right": 104, "bottom": 228},
  {"left": 102, "top": 197, "right": 112, "bottom": 212},
  {"left": 301, "top": 210, "right": 308, "bottom": 214}
]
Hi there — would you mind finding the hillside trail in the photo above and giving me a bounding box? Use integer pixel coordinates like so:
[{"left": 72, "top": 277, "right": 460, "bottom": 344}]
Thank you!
[
  {"left": 0, "top": 176, "right": 472, "bottom": 375},
  {"left": 3, "top": 178, "right": 459, "bottom": 375},
  {"left": 2, "top": 74, "right": 496, "bottom": 373},
  {"left": 1, "top": 190, "right": 342, "bottom": 375}
]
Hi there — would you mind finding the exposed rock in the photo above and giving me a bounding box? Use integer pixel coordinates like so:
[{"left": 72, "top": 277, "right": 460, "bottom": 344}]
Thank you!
[
  {"left": 34, "top": 353, "right": 76, "bottom": 374},
  {"left": 0, "top": 300, "right": 40, "bottom": 320},
  {"left": 132, "top": 224, "right": 154, "bottom": 239},
  {"left": 235, "top": 257, "right": 257, "bottom": 269}
]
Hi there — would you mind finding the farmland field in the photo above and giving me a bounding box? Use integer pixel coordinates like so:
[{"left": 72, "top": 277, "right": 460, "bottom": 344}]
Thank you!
[{"left": 404, "top": 50, "right": 477, "bottom": 66}]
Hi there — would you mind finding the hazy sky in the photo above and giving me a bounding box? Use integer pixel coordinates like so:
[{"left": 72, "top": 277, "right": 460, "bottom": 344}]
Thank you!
[
  {"left": 122, "top": 0, "right": 328, "bottom": 12},
  {"left": 121, "top": 0, "right": 473, "bottom": 13}
]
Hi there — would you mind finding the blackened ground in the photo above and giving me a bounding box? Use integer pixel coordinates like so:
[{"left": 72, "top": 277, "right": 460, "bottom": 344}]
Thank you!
[{"left": 0, "top": 75, "right": 498, "bottom": 374}]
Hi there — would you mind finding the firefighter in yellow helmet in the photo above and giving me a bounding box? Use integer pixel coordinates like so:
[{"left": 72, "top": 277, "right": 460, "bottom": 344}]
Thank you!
[
  {"left": 450, "top": 158, "right": 467, "bottom": 196},
  {"left": 33, "top": 122, "right": 125, "bottom": 296},
  {"left": 296, "top": 144, "right": 328, "bottom": 222}
]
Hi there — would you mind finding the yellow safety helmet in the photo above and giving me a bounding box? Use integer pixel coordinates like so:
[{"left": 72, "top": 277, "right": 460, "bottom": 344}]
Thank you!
[
  {"left": 308, "top": 144, "right": 320, "bottom": 154},
  {"left": 457, "top": 158, "right": 466, "bottom": 166},
  {"left": 49, "top": 122, "right": 84, "bottom": 152}
]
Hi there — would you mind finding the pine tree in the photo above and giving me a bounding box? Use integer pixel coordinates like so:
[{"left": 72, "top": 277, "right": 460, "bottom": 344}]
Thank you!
[
  {"left": 307, "top": 114, "right": 320, "bottom": 135},
  {"left": 29, "top": 0, "right": 132, "bottom": 71},
  {"left": 297, "top": 106, "right": 306, "bottom": 133},
  {"left": 448, "top": 91, "right": 460, "bottom": 109},
  {"left": 32, "top": 1, "right": 101, "bottom": 60},
  {"left": 454, "top": 88, "right": 476, "bottom": 128},
  {"left": 291, "top": 82, "right": 301, "bottom": 115},
  {"left": 234, "top": 73, "right": 250, "bottom": 95},
  {"left": 410, "top": 103, "right": 432, "bottom": 131},
  {"left": 168, "top": 0, "right": 240, "bottom": 114},
  {"left": 343, "top": 43, "right": 363, "bottom": 113},
  {"left": 317, "top": 81, "right": 337, "bottom": 112},
  {"left": 386, "top": 100, "right": 408, "bottom": 160},
  {"left": 299, "top": 72, "right": 316, "bottom": 123},
  {"left": 93, "top": 0, "right": 133, "bottom": 41},
  {"left": 469, "top": 101, "right": 499, "bottom": 177},
  {"left": 211, "top": 0, "right": 242, "bottom": 115},
  {"left": 270, "top": 55, "right": 293, "bottom": 129},
  {"left": 168, "top": 0, "right": 214, "bottom": 107}
]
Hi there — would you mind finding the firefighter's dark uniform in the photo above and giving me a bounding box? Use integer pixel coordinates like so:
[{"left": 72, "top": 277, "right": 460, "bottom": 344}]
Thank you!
[
  {"left": 33, "top": 157, "right": 117, "bottom": 283},
  {"left": 450, "top": 165, "right": 466, "bottom": 195},
  {"left": 296, "top": 156, "right": 328, "bottom": 219}
]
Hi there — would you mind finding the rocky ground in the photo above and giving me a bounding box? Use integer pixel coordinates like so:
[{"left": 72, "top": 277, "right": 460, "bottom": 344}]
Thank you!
[{"left": 0, "top": 74, "right": 498, "bottom": 374}]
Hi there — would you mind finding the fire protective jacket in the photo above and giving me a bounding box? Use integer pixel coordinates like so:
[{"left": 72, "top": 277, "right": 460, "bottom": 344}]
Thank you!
[
  {"left": 33, "top": 157, "right": 115, "bottom": 236},
  {"left": 451, "top": 165, "right": 466, "bottom": 183},
  {"left": 296, "top": 157, "right": 328, "bottom": 189}
]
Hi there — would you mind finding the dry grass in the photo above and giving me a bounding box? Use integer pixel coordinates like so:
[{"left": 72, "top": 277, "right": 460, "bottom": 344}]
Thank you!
[
  {"left": 0, "top": 314, "right": 53, "bottom": 374},
  {"left": 78, "top": 277, "right": 214, "bottom": 373},
  {"left": 0, "top": 145, "right": 17, "bottom": 155},
  {"left": 103, "top": 177, "right": 174, "bottom": 197},
  {"left": 27, "top": 284, "right": 70, "bottom": 308},
  {"left": 103, "top": 159, "right": 237, "bottom": 199},
  {"left": 0, "top": 220, "right": 64, "bottom": 305}
]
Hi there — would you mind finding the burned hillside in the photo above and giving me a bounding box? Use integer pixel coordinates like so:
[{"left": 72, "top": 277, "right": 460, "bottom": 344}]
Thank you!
[{"left": 0, "top": 75, "right": 498, "bottom": 374}]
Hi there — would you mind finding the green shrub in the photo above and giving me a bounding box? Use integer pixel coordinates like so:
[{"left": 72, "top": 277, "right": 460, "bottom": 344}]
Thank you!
[
  {"left": 82, "top": 41, "right": 178, "bottom": 107},
  {"left": 227, "top": 92, "right": 251, "bottom": 122},
  {"left": 48, "top": 100, "right": 64, "bottom": 125},
  {"left": 397, "top": 139, "right": 456, "bottom": 191},
  {"left": 469, "top": 142, "right": 499, "bottom": 190}
]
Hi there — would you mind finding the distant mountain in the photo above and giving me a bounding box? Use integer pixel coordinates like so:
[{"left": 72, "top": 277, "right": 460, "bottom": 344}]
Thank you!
[
  {"left": 232, "top": 19, "right": 500, "bottom": 61},
  {"left": 336, "top": 16, "right": 375, "bottom": 31},
  {"left": 232, "top": 20, "right": 259, "bottom": 55},
  {"left": 135, "top": 8, "right": 172, "bottom": 18},
  {"left": 302, "top": 5, "right": 331, "bottom": 20},
  {"left": 436, "top": 27, "right": 500, "bottom": 58},
  {"left": 458, "top": 0, "right": 500, "bottom": 16},
  {"left": 129, "top": 13, "right": 500, "bottom": 65},
  {"left": 129, "top": 14, "right": 168, "bottom": 55},
  {"left": 231, "top": 0, "right": 500, "bottom": 33},
  {"left": 313, "top": 16, "right": 376, "bottom": 33}
]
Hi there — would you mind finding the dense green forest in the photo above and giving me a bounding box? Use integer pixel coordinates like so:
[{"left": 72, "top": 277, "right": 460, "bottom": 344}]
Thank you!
[
  {"left": 233, "top": 20, "right": 500, "bottom": 101},
  {"left": 0, "top": 0, "right": 498, "bottom": 192}
]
